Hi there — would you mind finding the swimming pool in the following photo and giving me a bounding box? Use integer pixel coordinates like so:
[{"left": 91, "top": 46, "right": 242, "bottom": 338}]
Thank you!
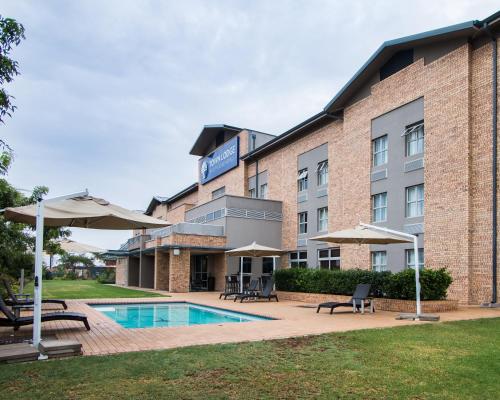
[{"left": 91, "top": 302, "right": 272, "bottom": 329}]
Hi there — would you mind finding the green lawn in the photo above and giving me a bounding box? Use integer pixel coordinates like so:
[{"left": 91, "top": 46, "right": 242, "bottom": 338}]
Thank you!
[
  {"left": 1, "top": 318, "right": 499, "bottom": 399},
  {"left": 23, "top": 280, "right": 165, "bottom": 299}
]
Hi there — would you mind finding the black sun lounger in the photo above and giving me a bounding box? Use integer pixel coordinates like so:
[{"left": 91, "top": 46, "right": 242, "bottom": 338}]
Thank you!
[
  {"left": 223, "top": 278, "right": 259, "bottom": 301},
  {"left": 235, "top": 278, "right": 278, "bottom": 303},
  {"left": 0, "top": 296, "right": 90, "bottom": 331},
  {"left": 316, "top": 283, "right": 373, "bottom": 314},
  {"left": 2, "top": 279, "right": 67, "bottom": 310}
]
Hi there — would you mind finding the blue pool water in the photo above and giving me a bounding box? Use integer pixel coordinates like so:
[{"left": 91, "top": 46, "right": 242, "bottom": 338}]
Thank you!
[{"left": 91, "top": 302, "right": 272, "bottom": 329}]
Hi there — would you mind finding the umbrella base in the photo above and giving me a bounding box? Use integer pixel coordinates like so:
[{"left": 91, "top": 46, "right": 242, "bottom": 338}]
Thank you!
[{"left": 396, "top": 313, "right": 440, "bottom": 321}]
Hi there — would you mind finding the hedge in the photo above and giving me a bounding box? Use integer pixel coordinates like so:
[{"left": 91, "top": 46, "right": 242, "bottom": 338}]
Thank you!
[{"left": 274, "top": 268, "right": 452, "bottom": 301}]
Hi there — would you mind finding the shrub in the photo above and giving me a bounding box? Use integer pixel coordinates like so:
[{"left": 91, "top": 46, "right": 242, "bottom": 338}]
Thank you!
[
  {"left": 96, "top": 269, "right": 116, "bottom": 284},
  {"left": 274, "top": 267, "right": 452, "bottom": 301},
  {"left": 63, "top": 271, "right": 79, "bottom": 280},
  {"left": 383, "top": 268, "right": 452, "bottom": 300}
]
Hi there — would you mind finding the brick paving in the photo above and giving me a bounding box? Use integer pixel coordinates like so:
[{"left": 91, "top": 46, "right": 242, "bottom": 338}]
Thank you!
[{"left": 1, "top": 291, "right": 498, "bottom": 356}]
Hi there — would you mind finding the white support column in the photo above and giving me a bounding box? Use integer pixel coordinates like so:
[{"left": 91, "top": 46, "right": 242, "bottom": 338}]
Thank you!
[
  {"left": 32, "top": 199, "right": 45, "bottom": 350},
  {"left": 240, "top": 257, "right": 243, "bottom": 292}
]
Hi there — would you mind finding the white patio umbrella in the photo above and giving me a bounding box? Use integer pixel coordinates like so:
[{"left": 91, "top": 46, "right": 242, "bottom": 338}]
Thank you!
[
  {"left": 2, "top": 190, "right": 171, "bottom": 353},
  {"left": 225, "top": 241, "right": 285, "bottom": 292},
  {"left": 311, "top": 223, "right": 423, "bottom": 318},
  {"left": 58, "top": 238, "right": 105, "bottom": 254}
]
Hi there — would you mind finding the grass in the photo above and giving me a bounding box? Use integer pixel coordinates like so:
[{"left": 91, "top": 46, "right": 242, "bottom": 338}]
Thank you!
[
  {"left": 1, "top": 318, "right": 499, "bottom": 399},
  {"left": 23, "top": 280, "right": 165, "bottom": 299}
]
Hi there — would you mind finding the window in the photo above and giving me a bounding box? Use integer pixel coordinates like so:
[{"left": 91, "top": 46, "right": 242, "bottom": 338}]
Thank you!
[
  {"left": 249, "top": 134, "right": 257, "bottom": 151},
  {"left": 405, "top": 122, "right": 424, "bottom": 156},
  {"left": 298, "top": 212, "right": 308, "bottom": 234},
  {"left": 406, "top": 184, "right": 424, "bottom": 217},
  {"left": 290, "top": 251, "right": 307, "bottom": 268},
  {"left": 248, "top": 188, "right": 256, "bottom": 198},
  {"left": 317, "top": 161, "right": 328, "bottom": 186},
  {"left": 406, "top": 248, "right": 424, "bottom": 270},
  {"left": 372, "top": 135, "right": 388, "bottom": 166},
  {"left": 241, "top": 257, "right": 252, "bottom": 274},
  {"left": 212, "top": 186, "right": 225, "bottom": 200},
  {"left": 259, "top": 183, "right": 268, "bottom": 199},
  {"left": 262, "top": 257, "right": 274, "bottom": 275},
  {"left": 372, "top": 192, "right": 387, "bottom": 222},
  {"left": 371, "top": 251, "right": 387, "bottom": 272},
  {"left": 318, "top": 248, "right": 340, "bottom": 270},
  {"left": 297, "top": 168, "right": 308, "bottom": 192},
  {"left": 317, "top": 207, "right": 328, "bottom": 232}
]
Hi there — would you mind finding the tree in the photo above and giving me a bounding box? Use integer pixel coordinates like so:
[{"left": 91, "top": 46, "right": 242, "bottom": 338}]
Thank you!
[
  {"left": 58, "top": 253, "right": 95, "bottom": 279},
  {"left": 0, "top": 15, "right": 25, "bottom": 174}
]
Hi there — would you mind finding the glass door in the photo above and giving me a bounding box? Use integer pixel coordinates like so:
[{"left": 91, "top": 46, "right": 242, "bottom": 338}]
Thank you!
[{"left": 192, "top": 255, "right": 208, "bottom": 290}]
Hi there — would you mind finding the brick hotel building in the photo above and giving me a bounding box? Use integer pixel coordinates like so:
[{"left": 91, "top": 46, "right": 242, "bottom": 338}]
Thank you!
[{"left": 115, "top": 12, "right": 500, "bottom": 305}]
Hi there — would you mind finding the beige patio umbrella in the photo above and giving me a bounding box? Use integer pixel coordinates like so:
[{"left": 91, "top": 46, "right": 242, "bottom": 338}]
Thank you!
[
  {"left": 311, "top": 225, "right": 411, "bottom": 245},
  {"left": 226, "top": 241, "right": 285, "bottom": 291},
  {"left": 3, "top": 195, "right": 171, "bottom": 229},
  {"left": 2, "top": 190, "right": 171, "bottom": 353},
  {"left": 58, "top": 238, "right": 105, "bottom": 254},
  {"left": 311, "top": 223, "right": 424, "bottom": 319}
]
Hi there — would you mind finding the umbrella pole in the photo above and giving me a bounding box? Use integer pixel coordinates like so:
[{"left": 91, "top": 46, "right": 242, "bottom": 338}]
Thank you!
[
  {"left": 240, "top": 257, "right": 243, "bottom": 293},
  {"left": 33, "top": 199, "right": 45, "bottom": 355},
  {"left": 414, "top": 236, "right": 422, "bottom": 317}
]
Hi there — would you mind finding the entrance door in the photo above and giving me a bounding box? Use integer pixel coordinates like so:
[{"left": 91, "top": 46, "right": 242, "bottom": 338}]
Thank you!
[{"left": 192, "top": 255, "right": 208, "bottom": 290}]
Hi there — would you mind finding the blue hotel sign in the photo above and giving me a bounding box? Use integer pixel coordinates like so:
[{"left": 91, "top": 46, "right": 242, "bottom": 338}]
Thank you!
[{"left": 200, "top": 136, "right": 239, "bottom": 184}]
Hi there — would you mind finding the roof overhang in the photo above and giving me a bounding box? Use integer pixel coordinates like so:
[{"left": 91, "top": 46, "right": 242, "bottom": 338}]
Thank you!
[
  {"left": 323, "top": 20, "right": 479, "bottom": 114},
  {"left": 190, "top": 124, "right": 242, "bottom": 156}
]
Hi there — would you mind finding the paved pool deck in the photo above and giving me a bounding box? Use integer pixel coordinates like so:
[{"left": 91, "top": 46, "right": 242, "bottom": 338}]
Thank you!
[{"left": 1, "top": 290, "right": 499, "bottom": 356}]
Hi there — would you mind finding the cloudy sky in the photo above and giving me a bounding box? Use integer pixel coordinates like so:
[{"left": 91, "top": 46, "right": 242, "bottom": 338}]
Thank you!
[{"left": 1, "top": 0, "right": 498, "bottom": 249}]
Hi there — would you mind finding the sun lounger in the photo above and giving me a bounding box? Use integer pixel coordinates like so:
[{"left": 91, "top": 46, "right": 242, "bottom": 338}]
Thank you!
[
  {"left": 0, "top": 296, "right": 90, "bottom": 331},
  {"left": 221, "top": 278, "right": 259, "bottom": 300},
  {"left": 235, "top": 278, "right": 278, "bottom": 303},
  {"left": 2, "top": 279, "right": 67, "bottom": 310},
  {"left": 316, "top": 283, "right": 373, "bottom": 314}
]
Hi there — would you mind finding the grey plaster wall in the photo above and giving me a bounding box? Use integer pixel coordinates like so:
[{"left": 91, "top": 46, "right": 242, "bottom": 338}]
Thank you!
[{"left": 370, "top": 97, "right": 424, "bottom": 272}]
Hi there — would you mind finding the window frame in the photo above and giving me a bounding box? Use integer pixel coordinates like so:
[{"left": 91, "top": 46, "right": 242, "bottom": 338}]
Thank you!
[
  {"left": 259, "top": 183, "right": 268, "bottom": 199},
  {"left": 405, "top": 121, "right": 424, "bottom": 157},
  {"left": 297, "top": 168, "right": 308, "bottom": 192},
  {"left": 298, "top": 212, "right": 308, "bottom": 235},
  {"left": 317, "top": 160, "right": 328, "bottom": 186},
  {"left": 405, "top": 248, "right": 424, "bottom": 270},
  {"left": 211, "top": 186, "right": 225, "bottom": 200},
  {"left": 262, "top": 257, "right": 274, "bottom": 275},
  {"left": 248, "top": 188, "right": 256, "bottom": 198},
  {"left": 406, "top": 184, "right": 424, "bottom": 218},
  {"left": 317, "top": 207, "right": 328, "bottom": 232},
  {"left": 372, "top": 135, "right": 388, "bottom": 167},
  {"left": 372, "top": 192, "right": 387, "bottom": 222},
  {"left": 318, "top": 248, "right": 340, "bottom": 270},
  {"left": 371, "top": 251, "right": 387, "bottom": 272},
  {"left": 241, "top": 257, "right": 252, "bottom": 274},
  {"left": 290, "top": 251, "right": 308, "bottom": 268}
]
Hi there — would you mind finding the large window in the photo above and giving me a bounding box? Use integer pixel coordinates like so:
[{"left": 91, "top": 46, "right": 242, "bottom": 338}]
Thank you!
[
  {"left": 372, "top": 135, "right": 388, "bottom": 167},
  {"left": 290, "top": 251, "right": 307, "bottom": 268},
  {"left": 298, "top": 212, "right": 308, "bottom": 234},
  {"left": 405, "top": 122, "right": 424, "bottom": 156},
  {"left": 372, "top": 192, "right": 387, "bottom": 222},
  {"left": 248, "top": 188, "right": 256, "bottom": 198},
  {"left": 259, "top": 183, "right": 268, "bottom": 199},
  {"left": 317, "top": 160, "right": 328, "bottom": 186},
  {"left": 371, "top": 251, "right": 387, "bottom": 272},
  {"left": 406, "top": 184, "right": 424, "bottom": 217},
  {"left": 297, "top": 168, "right": 308, "bottom": 192},
  {"left": 212, "top": 186, "right": 225, "bottom": 200},
  {"left": 406, "top": 248, "right": 424, "bottom": 270},
  {"left": 262, "top": 257, "right": 274, "bottom": 275},
  {"left": 318, "top": 248, "right": 340, "bottom": 270},
  {"left": 317, "top": 207, "right": 328, "bottom": 232},
  {"left": 241, "top": 257, "right": 252, "bottom": 274}
]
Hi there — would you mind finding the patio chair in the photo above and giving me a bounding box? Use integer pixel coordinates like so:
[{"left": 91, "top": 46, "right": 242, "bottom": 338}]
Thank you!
[
  {"left": 236, "top": 278, "right": 278, "bottom": 303},
  {"left": 219, "top": 276, "right": 241, "bottom": 299},
  {"left": 316, "top": 283, "right": 373, "bottom": 314},
  {"left": 2, "top": 279, "right": 67, "bottom": 310},
  {"left": 0, "top": 296, "right": 90, "bottom": 331},
  {"left": 230, "top": 279, "right": 260, "bottom": 302}
]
